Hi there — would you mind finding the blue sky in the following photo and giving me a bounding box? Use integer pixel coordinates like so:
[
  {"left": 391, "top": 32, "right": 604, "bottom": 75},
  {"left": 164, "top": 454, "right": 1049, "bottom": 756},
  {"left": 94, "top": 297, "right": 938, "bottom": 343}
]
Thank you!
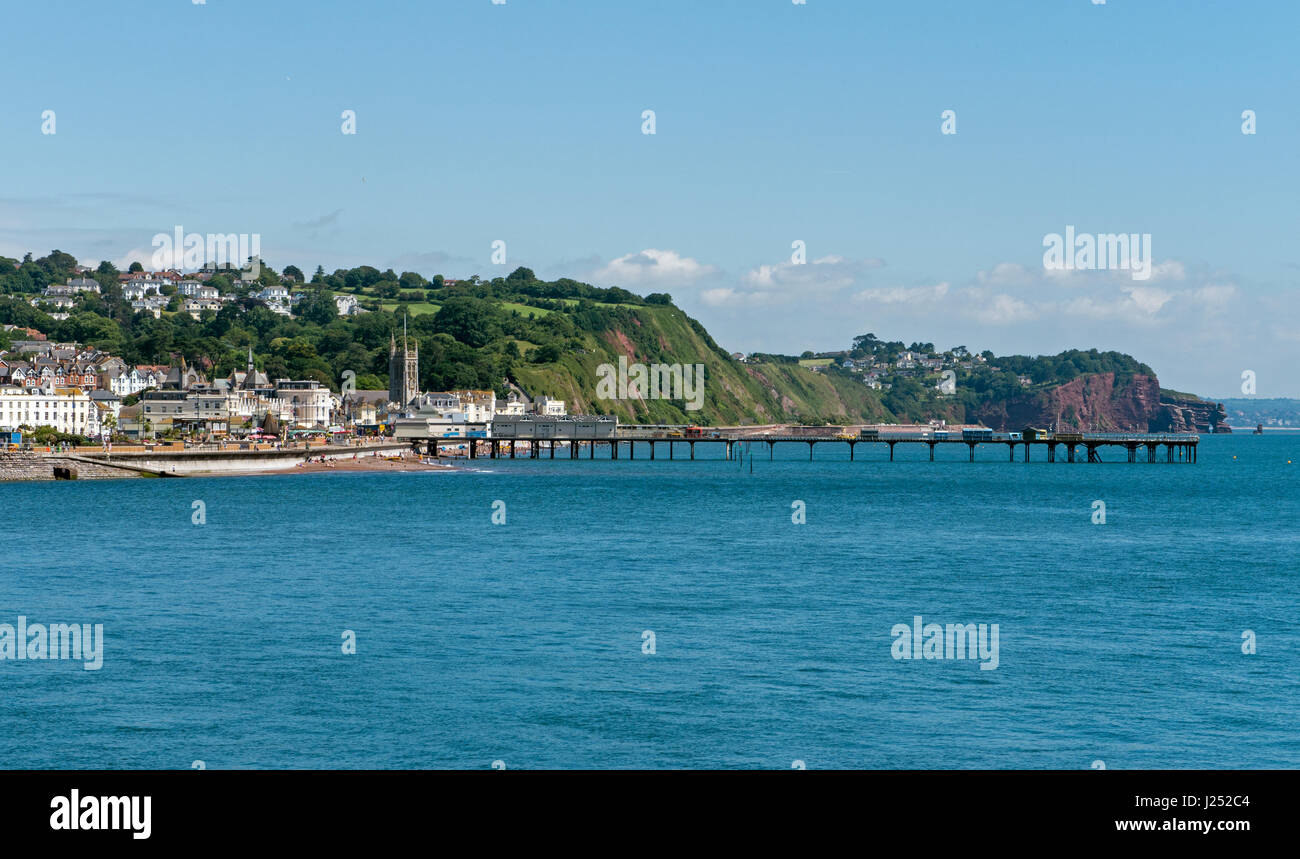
[{"left": 2, "top": 0, "right": 1297, "bottom": 396}]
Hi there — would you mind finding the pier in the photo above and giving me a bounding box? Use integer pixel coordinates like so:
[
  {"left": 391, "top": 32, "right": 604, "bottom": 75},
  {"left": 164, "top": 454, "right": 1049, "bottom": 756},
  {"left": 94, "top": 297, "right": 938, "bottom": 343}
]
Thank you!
[{"left": 415, "top": 425, "right": 1200, "bottom": 464}]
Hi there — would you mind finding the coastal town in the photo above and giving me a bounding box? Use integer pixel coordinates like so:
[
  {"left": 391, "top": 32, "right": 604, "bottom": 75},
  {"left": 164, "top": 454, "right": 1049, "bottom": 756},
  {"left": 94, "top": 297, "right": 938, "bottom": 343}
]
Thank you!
[
  {"left": 0, "top": 270, "right": 992, "bottom": 450},
  {"left": 0, "top": 322, "right": 561, "bottom": 448},
  {"left": 0, "top": 257, "right": 1228, "bottom": 481}
]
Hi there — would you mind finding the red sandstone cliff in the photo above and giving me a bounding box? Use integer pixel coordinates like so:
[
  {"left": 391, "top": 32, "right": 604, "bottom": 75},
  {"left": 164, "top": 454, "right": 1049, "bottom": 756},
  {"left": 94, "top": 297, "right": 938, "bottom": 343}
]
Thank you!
[{"left": 972, "top": 373, "right": 1227, "bottom": 433}]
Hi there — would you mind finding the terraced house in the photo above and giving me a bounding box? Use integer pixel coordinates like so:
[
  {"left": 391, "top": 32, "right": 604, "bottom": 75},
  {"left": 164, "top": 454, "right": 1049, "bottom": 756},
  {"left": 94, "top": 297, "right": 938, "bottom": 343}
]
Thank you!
[{"left": 0, "top": 385, "right": 98, "bottom": 436}]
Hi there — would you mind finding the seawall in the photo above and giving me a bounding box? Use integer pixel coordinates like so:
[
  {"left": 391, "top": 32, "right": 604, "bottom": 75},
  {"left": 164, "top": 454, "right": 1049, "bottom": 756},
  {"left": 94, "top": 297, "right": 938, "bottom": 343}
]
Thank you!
[
  {"left": 0, "top": 452, "right": 140, "bottom": 481},
  {"left": 1, "top": 442, "right": 415, "bottom": 482}
]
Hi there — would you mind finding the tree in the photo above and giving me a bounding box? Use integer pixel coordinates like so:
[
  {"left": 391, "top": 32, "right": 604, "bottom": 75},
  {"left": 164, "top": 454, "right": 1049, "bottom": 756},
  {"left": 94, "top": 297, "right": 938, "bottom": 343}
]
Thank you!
[
  {"left": 429, "top": 296, "right": 502, "bottom": 348},
  {"left": 129, "top": 261, "right": 144, "bottom": 273},
  {"left": 399, "top": 271, "right": 428, "bottom": 291},
  {"left": 283, "top": 265, "right": 305, "bottom": 282},
  {"left": 531, "top": 342, "right": 561, "bottom": 363},
  {"left": 299, "top": 290, "right": 338, "bottom": 325}
]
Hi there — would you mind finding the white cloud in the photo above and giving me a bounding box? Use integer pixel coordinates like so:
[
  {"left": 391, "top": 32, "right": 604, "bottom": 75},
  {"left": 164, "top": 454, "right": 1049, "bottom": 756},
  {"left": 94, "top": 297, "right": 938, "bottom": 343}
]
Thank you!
[
  {"left": 593, "top": 248, "right": 717, "bottom": 286},
  {"left": 742, "top": 255, "right": 882, "bottom": 292},
  {"left": 853, "top": 282, "right": 950, "bottom": 305},
  {"left": 977, "top": 262, "right": 1035, "bottom": 286},
  {"left": 972, "top": 293, "right": 1036, "bottom": 324},
  {"left": 1122, "top": 285, "right": 1175, "bottom": 315},
  {"left": 701, "top": 255, "right": 885, "bottom": 306},
  {"left": 1147, "top": 260, "right": 1186, "bottom": 282},
  {"left": 701, "top": 287, "right": 741, "bottom": 306},
  {"left": 1190, "top": 283, "right": 1236, "bottom": 308}
]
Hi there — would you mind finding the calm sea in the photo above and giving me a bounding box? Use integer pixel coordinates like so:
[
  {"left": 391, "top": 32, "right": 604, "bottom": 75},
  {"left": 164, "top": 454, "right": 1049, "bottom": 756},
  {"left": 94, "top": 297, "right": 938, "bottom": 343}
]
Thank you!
[{"left": 3, "top": 434, "right": 1297, "bottom": 769}]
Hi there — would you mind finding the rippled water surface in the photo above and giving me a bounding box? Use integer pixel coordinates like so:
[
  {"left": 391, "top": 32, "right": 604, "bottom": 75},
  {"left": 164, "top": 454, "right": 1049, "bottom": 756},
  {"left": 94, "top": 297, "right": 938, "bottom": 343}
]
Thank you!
[{"left": 2, "top": 434, "right": 1296, "bottom": 769}]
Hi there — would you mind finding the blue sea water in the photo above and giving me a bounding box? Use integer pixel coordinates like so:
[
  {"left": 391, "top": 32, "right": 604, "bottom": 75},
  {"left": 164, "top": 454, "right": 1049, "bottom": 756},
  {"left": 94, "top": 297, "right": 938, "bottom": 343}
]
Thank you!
[{"left": 2, "top": 434, "right": 1297, "bottom": 770}]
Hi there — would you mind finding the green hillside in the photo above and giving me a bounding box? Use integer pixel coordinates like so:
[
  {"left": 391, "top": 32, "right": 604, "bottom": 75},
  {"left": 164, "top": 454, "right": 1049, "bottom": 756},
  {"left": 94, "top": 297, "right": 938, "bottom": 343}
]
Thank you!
[
  {"left": 508, "top": 302, "right": 895, "bottom": 425},
  {"left": 0, "top": 252, "right": 1177, "bottom": 429}
]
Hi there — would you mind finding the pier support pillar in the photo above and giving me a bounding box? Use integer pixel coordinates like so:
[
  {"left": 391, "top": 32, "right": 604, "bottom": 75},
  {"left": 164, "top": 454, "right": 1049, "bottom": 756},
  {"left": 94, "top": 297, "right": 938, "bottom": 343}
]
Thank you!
[
  {"left": 888, "top": 441, "right": 896, "bottom": 462},
  {"left": 849, "top": 441, "right": 855, "bottom": 462},
  {"left": 550, "top": 441, "right": 555, "bottom": 459},
  {"left": 630, "top": 441, "right": 635, "bottom": 460},
  {"left": 968, "top": 442, "right": 976, "bottom": 463},
  {"left": 929, "top": 442, "right": 935, "bottom": 462},
  {"left": 1048, "top": 444, "right": 1056, "bottom": 463},
  {"left": 808, "top": 441, "right": 814, "bottom": 461},
  {"left": 769, "top": 442, "right": 773, "bottom": 461},
  {"left": 1087, "top": 445, "right": 1099, "bottom": 464},
  {"left": 669, "top": 441, "right": 674, "bottom": 460},
  {"left": 1147, "top": 444, "right": 1156, "bottom": 463},
  {"left": 1025, "top": 442, "right": 1030, "bottom": 463},
  {"left": 612, "top": 441, "right": 618, "bottom": 460},
  {"left": 1067, "top": 444, "right": 1076, "bottom": 463},
  {"left": 650, "top": 442, "right": 655, "bottom": 460},
  {"left": 1127, "top": 444, "right": 1136, "bottom": 464},
  {"left": 1009, "top": 443, "right": 1015, "bottom": 462},
  {"left": 690, "top": 442, "right": 695, "bottom": 460},
  {"left": 590, "top": 442, "right": 594, "bottom": 459},
  {"left": 1167, "top": 444, "right": 1174, "bottom": 463}
]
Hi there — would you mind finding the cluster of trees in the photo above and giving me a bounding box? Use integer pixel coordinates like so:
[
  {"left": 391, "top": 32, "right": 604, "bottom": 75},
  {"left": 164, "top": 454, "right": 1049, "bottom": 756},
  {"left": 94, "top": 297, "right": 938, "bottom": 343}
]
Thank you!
[
  {"left": 850, "top": 333, "right": 944, "bottom": 362},
  {"left": 836, "top": 335, "right": 1157, "bottom": 422},
  {"left": 0, "top": 253, "right": 673, "bottom": 397}
]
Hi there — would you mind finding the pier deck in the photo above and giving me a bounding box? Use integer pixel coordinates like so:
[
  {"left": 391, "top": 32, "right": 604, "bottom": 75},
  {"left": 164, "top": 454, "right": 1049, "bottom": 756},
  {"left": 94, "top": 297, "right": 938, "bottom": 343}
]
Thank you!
[{"left": 416, "top": 428, "right": 1200, "bottom": 464}]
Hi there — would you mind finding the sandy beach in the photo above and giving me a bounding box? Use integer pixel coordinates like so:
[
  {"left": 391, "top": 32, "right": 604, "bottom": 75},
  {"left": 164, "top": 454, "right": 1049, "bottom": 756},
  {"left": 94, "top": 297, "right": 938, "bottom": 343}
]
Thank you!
[{"left": 278, "top": 452, "right": 457, "bottom": 475}]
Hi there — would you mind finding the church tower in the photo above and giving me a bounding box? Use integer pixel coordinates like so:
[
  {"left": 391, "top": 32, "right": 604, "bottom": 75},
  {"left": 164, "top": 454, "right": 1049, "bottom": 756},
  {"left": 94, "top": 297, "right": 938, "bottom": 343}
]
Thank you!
[{"left": 388, "top": 317, "right": 418, "bottom": 406}]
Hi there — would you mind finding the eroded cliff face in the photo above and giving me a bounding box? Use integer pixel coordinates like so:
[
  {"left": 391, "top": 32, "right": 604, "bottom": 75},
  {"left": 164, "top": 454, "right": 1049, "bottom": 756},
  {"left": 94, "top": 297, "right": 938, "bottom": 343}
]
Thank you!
[
  {"left": 971, "top": 373, "right": 1224, "bottom": 432},
  {"left": 1153, "top": 394, "right": 1231, "bottom": 433}
]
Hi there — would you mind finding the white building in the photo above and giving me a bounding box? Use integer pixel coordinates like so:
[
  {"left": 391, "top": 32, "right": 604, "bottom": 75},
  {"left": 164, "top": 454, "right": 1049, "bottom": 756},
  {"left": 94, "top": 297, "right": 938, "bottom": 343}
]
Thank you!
[
  {"left": 495, "top": 392, "right": 526, "bottom": 416},
  {"left": 450, "top": 390, "right": 497, "bottom": 423},
  {"left": 0, "top": 385, "right": 97, "bottom": 436},
  {"left": 105, "top": 367, "right": 166, "bottom": 397},
  {"left": 122, "top": 282, "right": 158, "bottom": 300},
  {"left": 257, "top": 285, "right": 290, "bottom": 303},
  {"left": 534, "top": 396, "right": 566, "bottom": 416},
  {"left": 64, "top": 277, "right": 101, "bottom": 294},
  {"left": 131, "top": 296, "right": 169, "bottom": 318},
  {"left": 274, "top": 380, "right": 333, "bottom": 427},
  {"left": 184, "top": 298, "right": 222, "bottom": 319},
  {"left": 31, "top": 295, "right": 74, "bottom": 311}
]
